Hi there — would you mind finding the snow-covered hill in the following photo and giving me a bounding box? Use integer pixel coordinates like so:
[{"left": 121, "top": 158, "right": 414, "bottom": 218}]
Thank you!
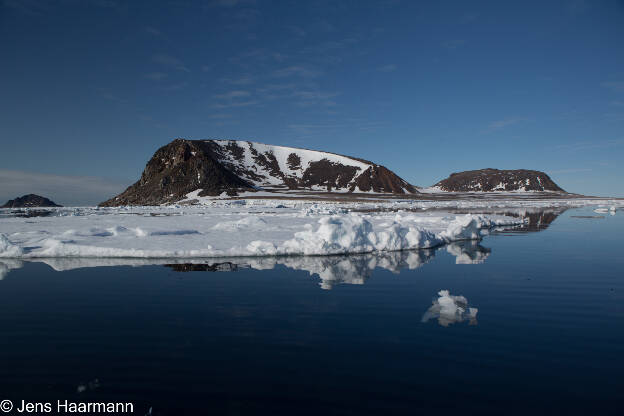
[
  {"left": 207, "top": 140, "right": 416, "bottom": 193},
  {"left": 100, "top": 139, "right": 417, "bottom": 206},
  {"left": 429, "top": 168, "right": 565, "bottom": 193}
]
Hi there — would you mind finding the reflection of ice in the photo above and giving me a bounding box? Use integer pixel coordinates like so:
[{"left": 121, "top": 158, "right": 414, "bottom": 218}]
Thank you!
[
  {"left": 446, "top": 241, "right": 491, "bottom": 264},
  {"left": 77, "top": 378, "right": 100, "bottom": 393},
  {"left": 452, "top": 207, "right": 567, "bottom": 232},
  {"left": 421, "top": 290, "right": 478, "bottom": 326},
  {"left": 278, "top": 249, "right": 436, "bottom": 289},
  {"left": 594, "top": 206, "right": 616, "bottom": 215},
  {"left": 2, "top": 241, "right": 491, "bottom": 289},
  {"left": 0, "top": 249, "right": 439, "bottom": 289},
  {"left": 0, "top": 259, "right": 24, "bottom": 280}
]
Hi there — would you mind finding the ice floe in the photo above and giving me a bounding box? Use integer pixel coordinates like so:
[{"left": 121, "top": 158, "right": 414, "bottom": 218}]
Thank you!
[
  {"left": 1, "top": 197, "right": 621, "bottom": 259},
  {"left": 421, "top": 290, "right": 478, "bottom": 326},
  {"left": 0, "top": 208, "right": 521, "bottom": 259}
]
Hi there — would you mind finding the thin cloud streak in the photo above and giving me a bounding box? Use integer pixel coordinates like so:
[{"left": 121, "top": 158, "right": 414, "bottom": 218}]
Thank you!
[
  {"left": 550, "top": 168, "right": 593, "bottom": 174},
  {"left": 153, "top": 54, "right": 190, "bottom": 72},
  {"left": 213, "top": 90, "right": 251, "bottom": 99},
  {"left": 273, "top": 65, "right": 322, "bottom": 78},
  {"left": 554, "top": 139, "right": 624, "bottom": 152},
  {"left": 377, "top": 64, "right": 397, "bottom": 72},
  {"left": 601, "top": 81, "right": 624, "bottom": 92},
  {"left": 482, "top": 117, "right": 525, "bottom": 133}
]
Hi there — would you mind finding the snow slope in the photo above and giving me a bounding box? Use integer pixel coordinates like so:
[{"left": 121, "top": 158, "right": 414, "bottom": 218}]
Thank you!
[{"left": 207, "top": 139, "right": 415, "bottom": 193}]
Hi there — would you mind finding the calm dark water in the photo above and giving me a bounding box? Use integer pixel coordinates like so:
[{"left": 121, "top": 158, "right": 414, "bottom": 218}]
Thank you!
[{"left": 0, "top": 208, "right": 623, "bottom": 415}]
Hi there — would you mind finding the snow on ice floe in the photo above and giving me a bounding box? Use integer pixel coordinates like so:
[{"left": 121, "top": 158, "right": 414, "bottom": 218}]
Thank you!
[
  {"left": 421, "top": 290, "right": 478, "bottom": 326},
  {"left": 0, "top": 205, "right": 522, "bottom": 259},
  {"left": 1, "top": 197, "right": 622, "bottom": 260}
]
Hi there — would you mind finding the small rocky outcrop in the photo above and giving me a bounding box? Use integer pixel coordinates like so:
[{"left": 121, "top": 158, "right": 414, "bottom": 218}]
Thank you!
[
  {"left": 433, "top": 169, "right": 565, "bottom": 192},
  {"left": 1, "top": 194, "right": 62, "bottom": 208}
]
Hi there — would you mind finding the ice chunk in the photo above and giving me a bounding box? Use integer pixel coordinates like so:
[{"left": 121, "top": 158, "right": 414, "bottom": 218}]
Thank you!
[
  {"left": 421, "top": 290, "right": 478, "bottom": 326},
  {"left": 0, "top": 234, "right": 23, "bottom": 258}
]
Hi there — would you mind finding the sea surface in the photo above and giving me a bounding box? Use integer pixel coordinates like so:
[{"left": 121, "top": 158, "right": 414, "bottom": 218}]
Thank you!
[{"left": 0, "top": 207, "right": 622, "bottom": 415}]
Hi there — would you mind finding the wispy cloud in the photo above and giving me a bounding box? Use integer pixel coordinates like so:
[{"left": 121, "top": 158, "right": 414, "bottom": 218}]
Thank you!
[
  {"left": 2, "top": 0, "right": 49, "bottom": 15},
  {"left": 3, "top": 0, "right": 127, "bottom": 15},
  {"left": 153, "top": 54, "right": 190, "bottom": 72},
  {"left": 288, "top": 25, "right": 306, "bottom": 37},
  {"left": 482, "top": 117, "right": 525, "bottom": 133},
  {"left": 292, "top": 91, "right": 339, "bottom": 100},
  {"left": 211, "top": 100, "right": 259, "bottom": 109},
  {"left": 145, "top": 72, "right": 168, "bottom": 80},
  {"left": 288, "top": 123, "right": 345, "bottom": 136},
  {"left": 160, "top": 82, "right": 188, "bottom": 91},
  {"left": 377, "top": 64, "right": 397, "bottom": 72},
  {"left": 292, "top": 90, "right": 339, "bottom": 107},
  {"left": 144, "top": 26, "right": 161, "bottom": 36},
  {"left": 554, "top": 138, "right": 624, "bottom": 152},
  {"left": 221, "top": 75, "right": 255, "bottom": 85},
  {"left": 207, "top": 0, "right": 241, "bottom": 7},
  {"left": 99, "top": 90, "right": 126, "bottom": 103},
  {"left": 273, "top": 65, "right": 322, "bottom": 78},
  {"left": 213, "top": 90, "right": 251, "bottom": 99},
  {"left": 207, "top": 113, "right": 233, "bottom": 119},
  {"left": 550, "top": 168, "right": 593, "bottom": 174},
  {"left": 601, "top": 81, "right": 624, "bottom": 92},
  {"left": 0, "top": 170, "right": 128, "bottom": 206},
  {"left": 460, "top": 12, "right": 480, "bottom": 23},
  {"left": 442, "top": 39, "right": 466, "bottom": 50},
  {"left": 567, "top": 0, "right": 589, "bottom": 14}
]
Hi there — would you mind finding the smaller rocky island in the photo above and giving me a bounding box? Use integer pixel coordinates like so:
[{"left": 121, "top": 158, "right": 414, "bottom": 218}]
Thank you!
[
  {"left": 433, "top": 169, "right": 565, "bottom": 192},
  {"left": 1, "top": 194, "right": 62, "bottom": 208}
]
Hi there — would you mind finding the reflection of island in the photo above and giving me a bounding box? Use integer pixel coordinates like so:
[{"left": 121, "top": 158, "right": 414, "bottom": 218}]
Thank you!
[
  {"left": 165, "top": 262, "right": 239, "bottom": 272},
  {"left": 449, "top": 207, "right": 567, "bottom": 232},
  {"left": 421, "top": 290, "right": 478, "bottom": 326},
  {"left": 0, "top": 241, "right": 488, "bottom": 289},
  {"left": 165, "top": 250, "right": 437, "bottom": 289}
]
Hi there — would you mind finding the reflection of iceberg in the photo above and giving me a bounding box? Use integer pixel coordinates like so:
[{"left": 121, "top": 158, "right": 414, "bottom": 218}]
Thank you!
[
  {"left": 421, "top": 290, "right": 478, "bottom": 326},
  {"left": 594, "top": 206, "right": 616, "bottom": 215},
  {"left": 446, "top": 241, "right": 491, "bottom": 264},
  {"left": 1, "top": 249, "right": 437, "bottom": 289},
  {"left": 0, "top": 259, "right": 24, "bottom": 280},
  {"left": 450, "top": 207, "right": 567, "bottom": 232},
  {"left": 0, "top": 243, "right": 488, "bottom": 288},
  {"left": 277, "top": 249, "right": 436, "bottom": 289}
]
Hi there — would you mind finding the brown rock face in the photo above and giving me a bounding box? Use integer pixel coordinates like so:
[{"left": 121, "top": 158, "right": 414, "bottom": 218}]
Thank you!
[
  {"left": 434, "top": 169, "right": 565, "bottom": 192},
  {"left": 355, "top": 166, "right": 417, "bottom": 193},
  {"left": 1, "top": 194, "right": 62, "bottom": 208},
  {"left": 99, "top": 139, "right": 254, "bottom": 206}
]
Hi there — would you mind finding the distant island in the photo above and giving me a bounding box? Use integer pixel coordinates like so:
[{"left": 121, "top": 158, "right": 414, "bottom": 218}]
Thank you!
[
  {"left": 1, "top": 194, "right": 62, "bottom": 208},
  {"left": 99, "top": 139, "right": 567, "bottom": 206},
  {"left": 430, "top": 168, "right": 565, "bottom": 193}
]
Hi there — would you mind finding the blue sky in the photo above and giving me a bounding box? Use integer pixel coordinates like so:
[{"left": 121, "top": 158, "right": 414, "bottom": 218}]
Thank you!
[{"left": 1, "top": 0, "right": 623, "bottom": 204}]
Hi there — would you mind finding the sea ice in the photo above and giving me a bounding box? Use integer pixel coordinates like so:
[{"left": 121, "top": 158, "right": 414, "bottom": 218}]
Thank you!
[{"left": 421, "top": 290, "right": 478, "bottom": 326}]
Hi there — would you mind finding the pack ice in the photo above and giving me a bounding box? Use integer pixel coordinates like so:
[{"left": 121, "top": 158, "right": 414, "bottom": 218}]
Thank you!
[{"left": 0, "top": 200, "right": 525, "bottom": 259}]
